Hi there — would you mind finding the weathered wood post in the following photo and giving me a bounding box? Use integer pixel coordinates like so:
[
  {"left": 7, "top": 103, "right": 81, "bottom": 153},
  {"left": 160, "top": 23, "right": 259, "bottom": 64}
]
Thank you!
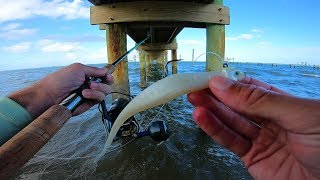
[
  {"left": 145, "top": 53, "right": 151, "bottom": 78},
  {"left": 171, "top": 39, "right": 178, "bottom": 74},
  {"left": 139, "top": 50, "right": 147, "bottom": 88},
  {"left": 106, "top": 24, "right": 130, "bottom": 99},
  {"left": 148, "top": 50, "right": 165, "bottom": 82},
  {"left": 206, "top": 0, "right": 225, "bottom": 72},
  {"left": 164, "top": 50, "right": 168, "bottom": 64}
]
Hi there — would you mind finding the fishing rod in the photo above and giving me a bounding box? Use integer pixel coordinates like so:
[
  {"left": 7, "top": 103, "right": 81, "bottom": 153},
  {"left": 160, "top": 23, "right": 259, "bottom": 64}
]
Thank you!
[
  {"left": 60, "top": 35, "right": 151, "bottom": 112},
  {"left": 0, "top": 34, "right": 151, "bottom": 178}
]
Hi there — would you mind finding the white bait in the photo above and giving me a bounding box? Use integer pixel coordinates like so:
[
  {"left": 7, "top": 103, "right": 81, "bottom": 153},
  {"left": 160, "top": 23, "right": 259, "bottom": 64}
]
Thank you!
[{"left": 98, "top": 69, "right": 244, "bottom": 158}]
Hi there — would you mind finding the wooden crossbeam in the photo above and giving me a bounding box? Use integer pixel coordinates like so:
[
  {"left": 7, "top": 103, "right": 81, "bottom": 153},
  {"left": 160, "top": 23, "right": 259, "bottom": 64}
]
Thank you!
[
  {"left": 138, "top": 43, "right": 178, "bottom": 50},
  {"left": 90, "top": 1, "right": 229, "bottom": 25},
  {"left": 99, "top": 24, "right": 107, "bottom": 30},
  {"left": 89, "top": 0, "right": 215, "bottom": 6}
]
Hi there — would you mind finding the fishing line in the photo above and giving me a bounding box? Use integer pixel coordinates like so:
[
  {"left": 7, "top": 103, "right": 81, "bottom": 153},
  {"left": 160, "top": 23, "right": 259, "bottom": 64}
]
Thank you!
[{"left": 193, "top": 51, "right": 224, "bottom": 64}]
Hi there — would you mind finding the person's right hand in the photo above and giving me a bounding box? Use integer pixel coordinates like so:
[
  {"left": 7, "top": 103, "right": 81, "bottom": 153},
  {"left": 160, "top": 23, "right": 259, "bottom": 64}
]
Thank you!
[
  {"left": 9, "top": 63, "right": 113, "bottom": 118},
  {"left": 188, "top": 76, "right": 320, "bottom": 180}
]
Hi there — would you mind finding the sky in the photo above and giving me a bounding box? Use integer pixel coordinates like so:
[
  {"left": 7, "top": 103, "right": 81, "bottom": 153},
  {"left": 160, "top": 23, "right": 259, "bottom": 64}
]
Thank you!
[{"left": 0, "top": 0, "right": 319, "bottom": 71}]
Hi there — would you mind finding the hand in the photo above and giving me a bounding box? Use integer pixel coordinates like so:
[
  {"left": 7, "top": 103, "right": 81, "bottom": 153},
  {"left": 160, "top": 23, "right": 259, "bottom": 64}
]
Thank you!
[
  {"left": 188, "top": 76, "right": 320, "bottom": 180},
  {"left": 9, "top": 63, "right": 114, "bottom": 118}
]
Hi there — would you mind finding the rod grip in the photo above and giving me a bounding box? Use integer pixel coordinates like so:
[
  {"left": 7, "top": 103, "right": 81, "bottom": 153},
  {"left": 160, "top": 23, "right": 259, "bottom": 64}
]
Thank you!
[{"left": 0, "top": 105, "right": 72, "bottom": 178}]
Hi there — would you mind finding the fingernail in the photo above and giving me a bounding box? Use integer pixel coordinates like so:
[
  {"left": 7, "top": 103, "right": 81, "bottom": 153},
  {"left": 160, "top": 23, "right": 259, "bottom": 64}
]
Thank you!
[
  {"left": 210, "top": 76, "right": 233, "bottom": 91},
  {"left": 107, "top": 74, "right": 113, "bottom": 80},
  {"left": 91, "top": 82, "right": 98, "bottom": 88}
]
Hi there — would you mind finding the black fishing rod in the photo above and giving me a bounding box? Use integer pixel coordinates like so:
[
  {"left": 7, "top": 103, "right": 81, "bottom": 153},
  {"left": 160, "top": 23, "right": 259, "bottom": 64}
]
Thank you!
[{"left": 60, "top": 35, "right": 151, "bottom": 112}]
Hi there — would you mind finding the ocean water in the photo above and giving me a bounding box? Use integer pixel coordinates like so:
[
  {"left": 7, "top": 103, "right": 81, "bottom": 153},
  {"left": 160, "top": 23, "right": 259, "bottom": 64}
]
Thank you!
[{"left": 0, "top": 62, "right": 319, "bottom": 179}]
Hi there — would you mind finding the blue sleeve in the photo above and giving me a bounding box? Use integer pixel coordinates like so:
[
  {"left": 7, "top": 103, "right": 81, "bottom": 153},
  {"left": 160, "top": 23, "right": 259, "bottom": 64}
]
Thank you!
[{"left": 0, "top": 97, "right": 32, "bottom": 146}]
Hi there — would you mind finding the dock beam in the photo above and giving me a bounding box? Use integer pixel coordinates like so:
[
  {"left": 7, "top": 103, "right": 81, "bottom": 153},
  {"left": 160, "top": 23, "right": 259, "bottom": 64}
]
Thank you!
[
  {"left": 206, "top": 0, "right": 225, "bottom": 72},
  {"left": 106, "top": 24, "right": 130, "bottom": 99}
]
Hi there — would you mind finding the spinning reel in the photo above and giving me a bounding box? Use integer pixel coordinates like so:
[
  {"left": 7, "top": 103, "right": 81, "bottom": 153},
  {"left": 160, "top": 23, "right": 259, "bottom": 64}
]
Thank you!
[{"left": 99, "top": 97, "right": 170, "bottom": 142}]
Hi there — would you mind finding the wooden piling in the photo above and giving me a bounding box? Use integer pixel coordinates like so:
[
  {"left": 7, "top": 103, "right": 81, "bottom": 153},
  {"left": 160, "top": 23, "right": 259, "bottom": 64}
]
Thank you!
[
  {"left": 147, "top": 50, "right": 165, "bottom": 82},
  {"left": 145, "top": 53, "right": 151, "bottom": 77},
  {"left": 164, "top": 50, "right": 168, "bottom": 64},
  {"left": 171, "top": 39, "right": 178, "bottom": 74},
  {"left": 206, "top": 0, "right": 225, "bottom": 72},
  {"left": 171, "top": 50, "right": 178, "bottom": 74},
  {"left": 139, "top": 50, "right": 147, "bottom": 88},
  {"left": 106, "top": 24, "right": 130, "bottom": 99}
]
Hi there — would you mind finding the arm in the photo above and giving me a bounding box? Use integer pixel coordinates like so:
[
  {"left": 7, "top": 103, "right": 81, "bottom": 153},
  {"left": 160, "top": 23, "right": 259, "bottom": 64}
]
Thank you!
[
  {"left": 0, "top": 97, "right": 32, "bottom": 145},
  {"left": 0, "top": 63, "right": 114, "bottom": 146}
]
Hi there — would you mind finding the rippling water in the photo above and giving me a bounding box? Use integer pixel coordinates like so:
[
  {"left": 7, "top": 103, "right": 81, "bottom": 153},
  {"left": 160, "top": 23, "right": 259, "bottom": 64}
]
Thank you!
[{"left": 0, "top": 62, "right": 319, "bottom": 179}]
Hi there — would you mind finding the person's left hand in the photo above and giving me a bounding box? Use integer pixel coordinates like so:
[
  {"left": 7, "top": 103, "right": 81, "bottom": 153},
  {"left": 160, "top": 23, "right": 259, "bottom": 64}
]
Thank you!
[{"left": 9, "top": 63, "right": 114, "bottom": 118}]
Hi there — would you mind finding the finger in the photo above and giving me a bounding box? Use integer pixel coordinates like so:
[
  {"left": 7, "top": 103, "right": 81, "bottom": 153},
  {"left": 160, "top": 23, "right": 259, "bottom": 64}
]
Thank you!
[
  {"left": 75, "top": 63, "right": 107, "bottom": 78},
  {"left": 82, "top": 89, "right": 105, "bottom": 103},
  {"left": 240, "top": 77, "right": 290, "bottom": 95},
  {"left": 188, "top": 91, "right": 260, "bottom": 140},
  {"left": 193, "top": 107, "right": 251, "bottom": 157},
  {"left": 104, "top": 73, "right": 114, "bottom": 85},
  {"left": 209, "top": 76, "right": 320, "bottom": 133},
  {"left": 89, "top": 82, "right": 112, "bottom": 95}
]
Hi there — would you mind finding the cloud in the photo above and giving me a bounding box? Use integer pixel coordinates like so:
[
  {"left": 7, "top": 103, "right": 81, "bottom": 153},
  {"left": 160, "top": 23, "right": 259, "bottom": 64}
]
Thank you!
[
  {"left": 65, "top": 52, "right": 78, "bottom": 60},
  {"left": 258, "top": 41, "right": 272, "bottom": 46},
  {"left": 251, "top": 28, "right": 264, "bottom": 33},
  {"left": 3, "top": 42, "right": 31, "bottom": 53},
  {"left": 0, "top": 0, "right": 89, "bottom": 22},
  {"left": 44, "top": 34, "right": 105, "bottom": 43},
  {"left": 0, "top": 23, "right": 21, "bottom": 31},
  {"left": 37, "top": 39, "right": 82, "bottom": 52},
  {"left": 0, "top": 23, "right": 38, "bottom": 40},
  {"left": 226, "top": 34, "right": 254, "bottom": 41}
]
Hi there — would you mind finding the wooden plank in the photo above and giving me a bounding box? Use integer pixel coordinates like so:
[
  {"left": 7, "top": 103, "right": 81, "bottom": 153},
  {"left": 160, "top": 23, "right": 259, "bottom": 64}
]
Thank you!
[
  {"left": 90, "top": 0, "right": 215, "bottom": 6},
  {"left": 99, "top": 24, "right": 107, "bottom": 30},
  {"left": 126, "top": 22, "right": 206, "bottom": 28},
  {"left": 206, "top": 0, "right": 225, "bottom": 72},
  {"left": 127, "top": 27, "right": 183, "bottom": 43},
  {"left": 90, "top": 1, "right": 229, "bottom": 25},
  {"left": 138, "top": 43, "right": 178, "bottom": 51}
]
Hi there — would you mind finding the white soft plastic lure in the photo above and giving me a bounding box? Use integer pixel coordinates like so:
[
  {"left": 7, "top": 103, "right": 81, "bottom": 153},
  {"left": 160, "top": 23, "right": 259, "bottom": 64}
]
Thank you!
[{"left": 97, "top": 68, "right": 245, "bottom": 159}]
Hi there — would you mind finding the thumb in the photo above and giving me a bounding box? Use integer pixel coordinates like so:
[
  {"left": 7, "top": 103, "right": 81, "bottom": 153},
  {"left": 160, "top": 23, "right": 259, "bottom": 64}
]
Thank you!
[{"left": 209, "top": 76, "right": 320, "bottom": 133}]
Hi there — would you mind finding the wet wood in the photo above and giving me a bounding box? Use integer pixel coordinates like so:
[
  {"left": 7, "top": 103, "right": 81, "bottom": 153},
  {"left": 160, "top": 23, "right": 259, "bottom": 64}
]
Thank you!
[
  {"left": 139, "top": 50, "right": 147, "bottom": 88},
  {"left": 90, "top": 1, "right": 229, "bottom": 25},
  {"left": 138, "top": 43, "right": 178, "bottom": 51},
  {"left": 0, "top": 105, "right": 72, "bottom": 179},
  {"left": 145, "top": 53, "right": 151, "bottom": 77},
  {"left": 206, "top": 0, "right": 225, "bottom": 72},
  {"left": 164, "top": 50, "right": 168, "bottom": 64},
  {"left": 107, "top": 24, "right": 130, "bottom": 99},
  {"left": 99, "top": 24, "right": 107, "bottom": 30},
  {"left": 147, "top": 50, "right": 165, "bottom": 82},
  {"left": 171, "top": 39, "right": 178, "bottom": 74},
  {"left": 90, "top": 0, "right": 215, "bottom": 5}
]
